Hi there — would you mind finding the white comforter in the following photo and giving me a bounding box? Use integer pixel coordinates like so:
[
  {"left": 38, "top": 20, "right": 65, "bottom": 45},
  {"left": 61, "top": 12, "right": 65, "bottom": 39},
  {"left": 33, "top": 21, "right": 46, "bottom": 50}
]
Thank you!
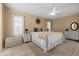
[{"left": 31, "top": 32, "right": 65, "bottom": 53}]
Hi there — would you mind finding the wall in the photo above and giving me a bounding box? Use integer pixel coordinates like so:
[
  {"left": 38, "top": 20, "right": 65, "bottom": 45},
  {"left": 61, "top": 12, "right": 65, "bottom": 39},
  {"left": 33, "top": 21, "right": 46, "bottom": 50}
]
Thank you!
[
  {"left": 0, "top": 4, "right": 5, "bottom": 49},
  {"left": 25, "top": 14, "right": 47, "bottom": 32},
  {"left": 4, "top": 7, "right": 48, "bottom": 37},
  {"left": 52, "top": 14, "right": 79, "bottom": 32},
  {"left": 0, "top": 3, "right": 2, "bottom": 50},
  {"left": 2, "top": 4, "right": 6, "bottom": 48}
]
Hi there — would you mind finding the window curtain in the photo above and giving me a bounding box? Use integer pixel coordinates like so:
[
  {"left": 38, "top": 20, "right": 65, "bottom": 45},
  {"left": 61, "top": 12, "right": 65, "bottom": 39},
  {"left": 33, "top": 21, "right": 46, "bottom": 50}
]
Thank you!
[{"left": 11, "top": 12, "right": 24, "bottom": 36}]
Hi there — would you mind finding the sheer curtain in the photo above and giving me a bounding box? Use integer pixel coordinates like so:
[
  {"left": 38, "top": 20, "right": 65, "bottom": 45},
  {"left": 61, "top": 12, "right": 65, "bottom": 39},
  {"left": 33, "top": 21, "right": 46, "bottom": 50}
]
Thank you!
[
  {"left": 11, "top": 14, "right": 24, "bottom": 36},
  {"left": 5, "top": 13, "right": 24, "bottom": 47}
]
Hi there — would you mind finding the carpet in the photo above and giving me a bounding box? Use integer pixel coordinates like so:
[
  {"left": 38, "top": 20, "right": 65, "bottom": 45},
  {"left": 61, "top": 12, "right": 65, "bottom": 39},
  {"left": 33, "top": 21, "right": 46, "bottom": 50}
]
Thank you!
[{"left": 0, "top": 40, "right": 79, "bottom": 56}]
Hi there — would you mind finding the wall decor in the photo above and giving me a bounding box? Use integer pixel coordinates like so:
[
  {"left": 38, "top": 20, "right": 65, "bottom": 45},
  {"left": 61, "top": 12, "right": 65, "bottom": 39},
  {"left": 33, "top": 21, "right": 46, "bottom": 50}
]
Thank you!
[
  {"left": 34, "top": 28, "right": 38, "bottom": 32},
  {"left": 36, "top": 18, "right": 40, "bottom": 24},
  {"left": 70, "top": 22, "right": 79, "bottom": 31}
]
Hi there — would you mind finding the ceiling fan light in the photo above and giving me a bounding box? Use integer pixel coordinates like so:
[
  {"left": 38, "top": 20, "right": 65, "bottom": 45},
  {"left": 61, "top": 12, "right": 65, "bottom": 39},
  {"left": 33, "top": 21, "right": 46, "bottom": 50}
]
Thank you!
[{"left": 50, "top": 12, "right": 55, "bottom": 16}]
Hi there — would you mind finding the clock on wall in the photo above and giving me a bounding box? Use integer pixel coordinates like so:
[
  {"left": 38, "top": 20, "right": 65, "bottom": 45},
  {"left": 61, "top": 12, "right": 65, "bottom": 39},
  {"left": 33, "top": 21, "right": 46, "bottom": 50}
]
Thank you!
[{"left": 36, "top": 18, "right": 40, "bottom": 24}]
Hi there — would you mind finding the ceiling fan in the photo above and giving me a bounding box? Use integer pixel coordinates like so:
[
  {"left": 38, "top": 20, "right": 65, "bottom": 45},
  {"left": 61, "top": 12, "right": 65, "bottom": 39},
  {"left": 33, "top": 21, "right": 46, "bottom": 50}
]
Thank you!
[{"left": 50, "top": 7, "right": 59, "bottom": 16}]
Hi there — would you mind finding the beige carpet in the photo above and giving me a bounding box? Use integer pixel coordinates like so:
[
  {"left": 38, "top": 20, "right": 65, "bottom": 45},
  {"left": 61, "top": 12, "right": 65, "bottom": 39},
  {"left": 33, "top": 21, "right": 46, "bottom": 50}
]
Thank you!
[
  {"left": 0, "top": 44, "right": 35, "bottom": 56},
  {"left": 0, "top": 40, "right": 79, "bottom": 56},
  {"left": 27, "top": 40, "right": 79, "bottom": 56}
]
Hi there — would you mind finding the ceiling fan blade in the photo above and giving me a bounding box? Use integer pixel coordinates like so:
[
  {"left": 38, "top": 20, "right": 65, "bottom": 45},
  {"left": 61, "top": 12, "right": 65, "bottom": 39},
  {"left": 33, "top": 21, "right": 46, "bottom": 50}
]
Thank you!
[{"left": 52, "top": 7, "right": 57, "bottom": 12}]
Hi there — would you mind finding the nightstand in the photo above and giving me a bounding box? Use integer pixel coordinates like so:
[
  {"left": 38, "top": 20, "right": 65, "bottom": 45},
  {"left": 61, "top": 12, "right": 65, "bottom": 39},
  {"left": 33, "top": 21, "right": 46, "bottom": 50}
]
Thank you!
[{"left": 23, "top": 33, "right": 31, "bottom": 43}]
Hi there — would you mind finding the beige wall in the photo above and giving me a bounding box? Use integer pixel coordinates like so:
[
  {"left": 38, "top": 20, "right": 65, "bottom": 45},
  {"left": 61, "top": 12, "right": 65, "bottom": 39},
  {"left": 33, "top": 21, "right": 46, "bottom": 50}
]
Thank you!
[
  {"left": 25, "top": 14, "right": 47, "bottom": 32},
  {"left": 2, "top": 4, "right": 6, "bottom": 48},
  {"left": 0, "top": 4, "right": 5, "bottom": 49},
  {"left": 52, "top": 14, "right": 79, "bottom": 32},
  {"left": 4, "top": 6, "right": 48, "bottom": 37},
  {"left": 0, "top": 3, "right": 2, "bottom": 50}
]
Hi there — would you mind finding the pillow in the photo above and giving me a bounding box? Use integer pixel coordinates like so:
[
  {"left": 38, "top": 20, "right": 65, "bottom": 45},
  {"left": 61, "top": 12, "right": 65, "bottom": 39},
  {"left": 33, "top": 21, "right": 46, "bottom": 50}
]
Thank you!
[{"left": 41, "top": 32, "right": 47, "bottom": 39}]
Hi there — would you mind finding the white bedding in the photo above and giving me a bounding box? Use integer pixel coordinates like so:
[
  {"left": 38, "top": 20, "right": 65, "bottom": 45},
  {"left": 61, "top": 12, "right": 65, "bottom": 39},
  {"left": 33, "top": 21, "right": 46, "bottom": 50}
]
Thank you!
[{"left": 31, "top": 32, "right": 65, "bottom": 53}]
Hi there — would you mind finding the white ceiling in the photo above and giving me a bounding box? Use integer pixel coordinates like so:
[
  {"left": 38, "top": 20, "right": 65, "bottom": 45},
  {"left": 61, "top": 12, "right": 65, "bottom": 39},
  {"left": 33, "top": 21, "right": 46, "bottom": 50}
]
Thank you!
[{"left": 4, "top": 3, "right": 79, "bottom": 19}]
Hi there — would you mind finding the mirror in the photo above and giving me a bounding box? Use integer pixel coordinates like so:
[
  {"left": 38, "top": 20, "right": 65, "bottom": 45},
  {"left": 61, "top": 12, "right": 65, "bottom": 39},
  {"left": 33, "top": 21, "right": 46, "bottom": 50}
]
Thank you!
[{"left": 70, "top": 22, "right": 79, "bottom": 31}]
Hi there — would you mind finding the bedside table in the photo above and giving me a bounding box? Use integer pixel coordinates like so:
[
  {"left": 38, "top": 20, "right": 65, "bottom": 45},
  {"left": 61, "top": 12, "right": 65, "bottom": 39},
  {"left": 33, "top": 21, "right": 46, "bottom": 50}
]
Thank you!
[{"left": 23, "top": 33, "right": 31, "bottom": 43}]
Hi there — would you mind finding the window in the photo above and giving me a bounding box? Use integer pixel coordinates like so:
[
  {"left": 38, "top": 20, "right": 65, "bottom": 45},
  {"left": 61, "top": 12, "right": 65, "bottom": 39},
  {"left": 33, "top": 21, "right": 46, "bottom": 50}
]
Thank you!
[{"left": 12, "top": 15, "right": 24, "bottom": 36}]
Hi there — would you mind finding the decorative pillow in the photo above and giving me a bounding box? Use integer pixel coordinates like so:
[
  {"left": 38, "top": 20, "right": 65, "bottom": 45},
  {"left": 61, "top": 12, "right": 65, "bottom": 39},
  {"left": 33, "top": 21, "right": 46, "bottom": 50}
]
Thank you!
[
  {"left": 39, "top": 34, "right": 42, "bottom": 39},
  {"left": 41, "top": 32, "right": 47, "bottom": 39}
]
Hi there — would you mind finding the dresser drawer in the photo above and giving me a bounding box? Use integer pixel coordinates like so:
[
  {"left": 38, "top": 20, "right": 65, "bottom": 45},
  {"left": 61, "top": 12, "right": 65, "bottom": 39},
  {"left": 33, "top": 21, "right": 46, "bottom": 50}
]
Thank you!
[{"left": 64, "top": 31, "right": 79, "bottom": 40}]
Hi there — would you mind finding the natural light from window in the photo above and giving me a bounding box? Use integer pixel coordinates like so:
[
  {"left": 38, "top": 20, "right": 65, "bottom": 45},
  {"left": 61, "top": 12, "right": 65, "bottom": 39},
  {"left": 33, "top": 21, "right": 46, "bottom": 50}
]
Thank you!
[{"left": 12, "top": 15, "right": 24, "bottom": 36}]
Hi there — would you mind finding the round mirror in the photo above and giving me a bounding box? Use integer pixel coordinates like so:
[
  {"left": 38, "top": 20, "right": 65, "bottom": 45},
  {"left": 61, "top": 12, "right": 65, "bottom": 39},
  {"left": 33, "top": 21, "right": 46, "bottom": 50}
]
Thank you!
[{"left": 70, "top": 22, "right": 79, "bottom": 31}]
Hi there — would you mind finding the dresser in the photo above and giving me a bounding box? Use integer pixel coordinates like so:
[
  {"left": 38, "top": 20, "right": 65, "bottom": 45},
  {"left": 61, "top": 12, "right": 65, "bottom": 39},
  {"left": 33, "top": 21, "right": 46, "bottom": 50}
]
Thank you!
[
  {"left": 64, "top": 31, "right": 79, "bottom": 40},
  {"left": 23, "top": 33, "right": 31, "bottom": 43}
]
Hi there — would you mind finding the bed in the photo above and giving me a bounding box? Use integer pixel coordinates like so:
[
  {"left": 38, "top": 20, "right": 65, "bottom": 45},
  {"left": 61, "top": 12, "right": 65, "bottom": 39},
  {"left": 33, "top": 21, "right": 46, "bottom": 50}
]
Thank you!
[{"left": 31, "top": 32, "right": 65, "bottom": 53}]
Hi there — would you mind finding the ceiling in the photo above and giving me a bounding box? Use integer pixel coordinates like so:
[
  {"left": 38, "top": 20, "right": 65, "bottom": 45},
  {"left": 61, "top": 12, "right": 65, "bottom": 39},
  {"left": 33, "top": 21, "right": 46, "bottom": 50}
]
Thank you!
[{"left": 4, "top": 3, "right": 79, "bottom": 19}]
